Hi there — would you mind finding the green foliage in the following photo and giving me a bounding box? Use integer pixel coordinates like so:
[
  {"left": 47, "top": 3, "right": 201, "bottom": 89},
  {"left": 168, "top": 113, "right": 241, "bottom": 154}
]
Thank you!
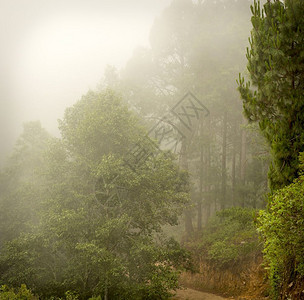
[
  {"left": 238, "top": 0, "right": 304, "bottom": 190},
  {"left": 64, "top": 291, "right": 79, "bottom": 300},
  {"left": 0, "top": 284, "right": 37, "bottom": 300},
  {"left": 120, "top": 0, "right": 268, "bottom": 217},
  {"left": 0, "top": 90, "right": 191, "bottom": 299},
  {"left": 58, "top": 89, "right": 142, "bottom": 160},
  {"left": 0, "top": 121, "right": 51, "bottom": 245},
  {"left": 239, "top": 1, "right": 304, "bottom": 296},
  {"left": 257, "top": 155, "right": 304, "bottom": 299},
  {"left": 190, "top": 208, "right": 261, "bottom": 268}
]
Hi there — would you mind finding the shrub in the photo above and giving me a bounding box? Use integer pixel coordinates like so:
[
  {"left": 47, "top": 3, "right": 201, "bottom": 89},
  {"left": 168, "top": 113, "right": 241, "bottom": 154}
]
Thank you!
[
  {"left": 0, "top": 284, "right": 37, "bottom": 300},
  {"left": 257, "top": 156, "right": 304, "bottom": 299},
  {"left": 192, "top": 207, "right": 261, "bottom": 268}
]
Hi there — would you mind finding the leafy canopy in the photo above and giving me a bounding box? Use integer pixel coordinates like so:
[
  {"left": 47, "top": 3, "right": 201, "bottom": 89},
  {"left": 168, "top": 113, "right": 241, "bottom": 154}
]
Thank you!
[{"left": 0, "top": 90, "right": 191, "bottom": 299}]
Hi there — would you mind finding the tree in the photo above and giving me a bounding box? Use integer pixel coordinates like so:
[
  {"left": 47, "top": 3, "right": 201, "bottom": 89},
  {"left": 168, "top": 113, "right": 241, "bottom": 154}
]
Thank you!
[
  {"left": 238, "top": 1, "right": 304, "bottom": 297},
  {"left": 238, "top": 0, "right": 304, "bottom": 190},
  {"left": 257, "top": 153, "right": 304, "bottom": 299},
  {"left": 0, "top": 90, "right": 191, "bottom": 299},
  {"left": 0, "top": 121, "right": 51, "bottom": 245},
  {"left": 97, "top": 1, "right": 269, "bottom": 241},
  {"left": 125, "top": 0, "right": 265, "bottom": 220}
]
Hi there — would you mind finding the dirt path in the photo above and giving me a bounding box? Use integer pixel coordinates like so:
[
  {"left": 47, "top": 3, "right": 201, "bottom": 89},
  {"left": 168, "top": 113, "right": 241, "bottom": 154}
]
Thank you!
[{"left": 172, "top": 288, "right": 229, "bottom": 300}]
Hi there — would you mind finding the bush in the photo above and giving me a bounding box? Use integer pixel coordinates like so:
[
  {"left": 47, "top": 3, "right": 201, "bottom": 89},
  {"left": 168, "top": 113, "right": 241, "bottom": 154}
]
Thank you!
[
  {"left": 0, "top": 284, "right": 37, "bottom": 299},
  {"left": 190, "top": 207, "right": 261, "bottom": 268},
  {"left": 257, "top": 158, "right": 304, "bottom": 299}
]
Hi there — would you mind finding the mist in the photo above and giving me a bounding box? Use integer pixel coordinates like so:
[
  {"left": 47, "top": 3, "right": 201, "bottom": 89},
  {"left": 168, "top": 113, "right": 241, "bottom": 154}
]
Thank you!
[
  {"left": 0, "top": 0, "right": 171, "bottom": 167},
  {"left": 3, "top": 0, "right": 301, "bottom": 299}
]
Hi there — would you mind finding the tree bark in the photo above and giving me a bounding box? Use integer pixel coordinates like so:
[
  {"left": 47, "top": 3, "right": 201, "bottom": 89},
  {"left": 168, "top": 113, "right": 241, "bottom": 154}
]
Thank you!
[
  {"left": 198, "top": 119, "right": 204, "bottom": 231},
  {"left": 205, "top": 116, "right": 211, "bottom": 223},
  {"left": 180, "top": 139, "right": 194, "bottom": 236},
  {"left": 240, "top": 117, "right": 247, "bottom": 207},
  {"left": 232, "top": 120, "right": 237, "bottom": 206},
  {"left": 221, "top": 111, "right": 227, "bottom": 210}
]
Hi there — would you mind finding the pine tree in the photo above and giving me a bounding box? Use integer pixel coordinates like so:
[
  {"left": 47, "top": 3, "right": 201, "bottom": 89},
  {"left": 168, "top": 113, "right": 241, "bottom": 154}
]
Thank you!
[{"left": 238, "top": 0, "right": 304, "bottom": 190}]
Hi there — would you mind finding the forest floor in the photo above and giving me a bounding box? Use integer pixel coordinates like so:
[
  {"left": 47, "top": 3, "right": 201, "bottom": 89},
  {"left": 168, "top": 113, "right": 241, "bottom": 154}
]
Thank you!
[{"left": 172, "top": 288, "right": 230, "bottom": 300}]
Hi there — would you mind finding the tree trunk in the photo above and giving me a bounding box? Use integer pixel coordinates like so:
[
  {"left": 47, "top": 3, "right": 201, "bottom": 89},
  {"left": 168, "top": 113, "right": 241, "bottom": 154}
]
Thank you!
[
  {"left": 180, "top": 139, "right": 194, "bottom": 236},
  {"left": 104, "top": 277, "right": 108, "bottom": 300},
  {"left": 205, "top": 117, "right": 211, "bottom": 223},
  {"left": 232, "top": 120, "right": 237, "bottom": 206},
  {"left": 240, "top": 117, "right": 247, "bottom": 207},
  {"left": 197, "top": 201, "right": 202, "bottom": 231},
  {"left": 221, "top": 111, "right": 227, "bottom": 210},
  {"left": 198, "top": 119, "right": 204, "bottom": 231}
]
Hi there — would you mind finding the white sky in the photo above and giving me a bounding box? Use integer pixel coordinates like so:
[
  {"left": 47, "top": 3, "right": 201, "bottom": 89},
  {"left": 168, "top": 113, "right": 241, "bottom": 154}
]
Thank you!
[{"left": 0, "top": 0, "right": 171, "bottom": 165}]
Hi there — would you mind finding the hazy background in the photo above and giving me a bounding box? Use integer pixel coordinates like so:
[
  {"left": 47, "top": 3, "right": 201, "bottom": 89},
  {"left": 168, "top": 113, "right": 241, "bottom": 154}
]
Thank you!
[{"left": 0, "top": 0, "right": 171, "bottom": 167}]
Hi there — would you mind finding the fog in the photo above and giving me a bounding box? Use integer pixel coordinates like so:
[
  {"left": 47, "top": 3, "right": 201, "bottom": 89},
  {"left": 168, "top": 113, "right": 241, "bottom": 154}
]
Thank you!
[
  {"left": 3, "top": 0, "right": 304, "bottom": 298},
  {"left": 0, "top": 0, "right": 171, "bottom": 167},
  {"left": 1, "top": 0, "right": 288, "bottom": 298}
]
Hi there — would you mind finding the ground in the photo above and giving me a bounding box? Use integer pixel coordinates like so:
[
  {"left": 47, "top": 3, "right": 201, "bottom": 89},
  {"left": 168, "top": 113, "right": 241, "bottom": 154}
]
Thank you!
[{"left": 173, "top": 288, "right": 229, "bottom": 300}]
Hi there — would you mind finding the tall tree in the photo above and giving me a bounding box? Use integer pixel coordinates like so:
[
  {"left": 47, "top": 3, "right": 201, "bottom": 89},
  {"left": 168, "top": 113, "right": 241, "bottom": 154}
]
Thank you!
[
  {"left": 104, "top": 0, "right": 268, "bottom": 228},
  {"left": 0, "top": 121, "right": 51, "bottom": 245},
  {"left": 238, "top": 0, "right": 304, "bottom": 190},
  {"left": 0, "top": 90, "right": 191, "bottom": 299}
]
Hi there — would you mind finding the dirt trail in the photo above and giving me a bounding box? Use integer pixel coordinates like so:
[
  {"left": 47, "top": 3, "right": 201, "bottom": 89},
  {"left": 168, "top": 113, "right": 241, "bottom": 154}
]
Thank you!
[{"left": 173, "top": 288, "right": 229, "bottom": 300}]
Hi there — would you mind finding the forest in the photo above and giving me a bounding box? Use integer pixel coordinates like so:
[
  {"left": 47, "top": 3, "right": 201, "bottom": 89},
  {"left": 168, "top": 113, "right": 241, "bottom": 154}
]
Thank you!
[{"left": 0, "top": 0, "right": 304, "bottom": 299}]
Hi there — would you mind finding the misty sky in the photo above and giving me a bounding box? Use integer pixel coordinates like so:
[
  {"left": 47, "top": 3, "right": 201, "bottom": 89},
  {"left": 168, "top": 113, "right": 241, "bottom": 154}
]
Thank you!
[{"left": 0, "top": 0, "right": 171, "bottom": 166}]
